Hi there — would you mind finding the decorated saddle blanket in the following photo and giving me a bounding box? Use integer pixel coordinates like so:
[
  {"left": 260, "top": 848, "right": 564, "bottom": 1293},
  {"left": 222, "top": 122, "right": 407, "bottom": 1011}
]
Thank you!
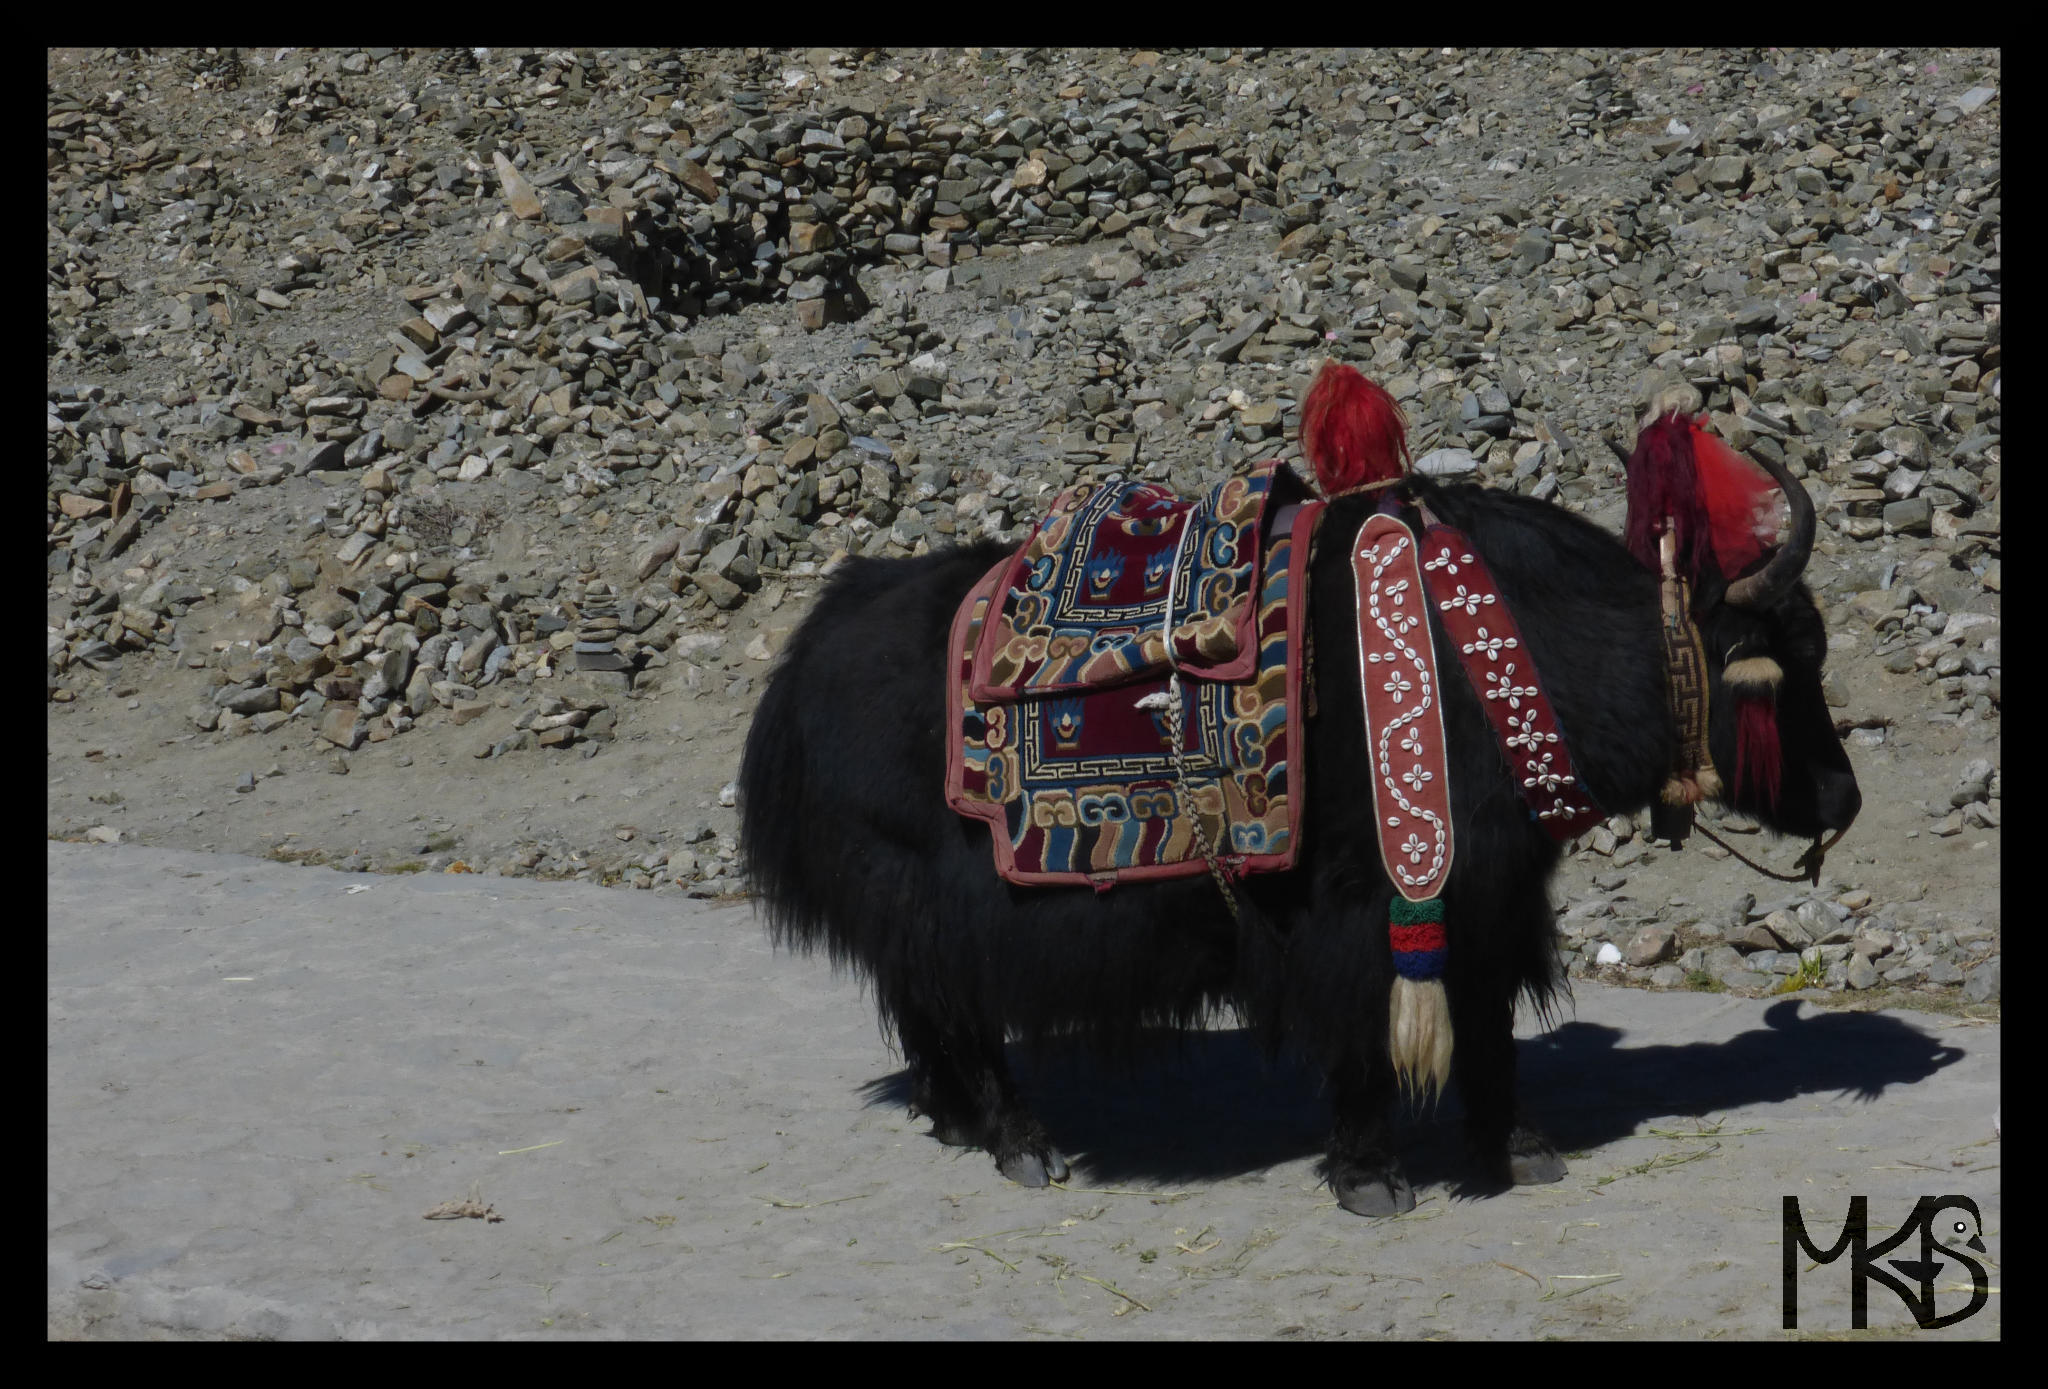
[
  {"left": 945, "top": 474, "right": 1605, "bottom": 891},
  {"left": 948, "top": 492, "right": 1320, "bottom": 888},
  {"left": 967, "top": 462, "right": 1281, "bottom": 700}
]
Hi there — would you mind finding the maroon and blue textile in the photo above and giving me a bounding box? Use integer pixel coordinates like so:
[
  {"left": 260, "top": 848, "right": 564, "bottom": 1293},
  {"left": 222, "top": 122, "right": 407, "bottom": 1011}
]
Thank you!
[
  {"left": 967, "top": 463, "right": 1278, "bottom": 700},
  {"left": 947, "top": 482, "right": 1318, "bottom": 888}
]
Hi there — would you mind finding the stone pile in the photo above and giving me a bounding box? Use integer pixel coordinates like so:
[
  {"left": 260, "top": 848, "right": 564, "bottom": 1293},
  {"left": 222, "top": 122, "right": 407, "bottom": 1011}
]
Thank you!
[
  {"left": 1548, "top": 808, "right": 1999, "bottom": 1001},
  {"left": 159, "top": 541, "right": 678, "bottom": 756}
]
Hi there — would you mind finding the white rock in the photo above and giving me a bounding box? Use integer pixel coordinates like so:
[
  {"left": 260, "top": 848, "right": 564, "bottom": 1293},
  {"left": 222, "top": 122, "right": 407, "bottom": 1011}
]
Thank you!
[
  {"left": 1594, "top": 942, "right": 1623, "bottom": 966},
  {"left": 671, "top": 633, "right": 725, "bottom": 662},
  {"left": 1415, "top": 448, "right": 1479, "bottom": 477}
]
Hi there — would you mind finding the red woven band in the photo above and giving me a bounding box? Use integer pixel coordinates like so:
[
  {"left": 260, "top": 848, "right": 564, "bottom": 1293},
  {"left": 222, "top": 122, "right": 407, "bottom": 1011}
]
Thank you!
[{"left": 1416, "top": 524, "right": 1604, "bottom": 841}]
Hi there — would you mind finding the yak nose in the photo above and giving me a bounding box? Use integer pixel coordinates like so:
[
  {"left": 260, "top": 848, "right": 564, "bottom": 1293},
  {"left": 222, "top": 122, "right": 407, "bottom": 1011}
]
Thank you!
[{"left": 1817, "top": 768, "right": 1862, "bottom": 831}]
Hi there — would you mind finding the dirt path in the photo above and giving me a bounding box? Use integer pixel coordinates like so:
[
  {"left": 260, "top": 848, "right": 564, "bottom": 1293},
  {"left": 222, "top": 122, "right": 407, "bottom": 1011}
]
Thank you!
[{"left": 48, "top": 842, "right": 1998, "bottom": 1339}]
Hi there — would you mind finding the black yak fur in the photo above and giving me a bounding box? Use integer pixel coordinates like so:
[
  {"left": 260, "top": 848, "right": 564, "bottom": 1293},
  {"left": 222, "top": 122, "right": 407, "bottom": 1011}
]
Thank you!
[{"left": 739, "top": 474, "right": 1860, "bottom": 1214}]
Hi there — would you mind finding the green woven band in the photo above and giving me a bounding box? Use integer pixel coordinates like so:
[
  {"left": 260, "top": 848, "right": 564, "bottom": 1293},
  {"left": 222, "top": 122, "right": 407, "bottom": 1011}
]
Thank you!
[{"left": 1389, "top": 895, "right": 1445, "bottom": 924}]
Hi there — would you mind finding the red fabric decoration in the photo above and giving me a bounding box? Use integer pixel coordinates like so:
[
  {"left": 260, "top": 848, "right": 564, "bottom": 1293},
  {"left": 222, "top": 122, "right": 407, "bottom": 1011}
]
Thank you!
[
  {"left": 1416, "top": 524, "right": 1606, "bottom": 841},
  {"left": 1690, "top": 424, "right": 1779, "bottom": 580},
  {"left": 1301, "top": 360, "right": 1409, "bottom": 496},
  {"left": 1623, "top": 413, "right": 1698, "bottom": 575},
  {"left": 1734, "top": 693, "right": 1782, "bottom": 811},
  {"left": 1624, "top": 413, "right": 1782, "bottom": 586}
]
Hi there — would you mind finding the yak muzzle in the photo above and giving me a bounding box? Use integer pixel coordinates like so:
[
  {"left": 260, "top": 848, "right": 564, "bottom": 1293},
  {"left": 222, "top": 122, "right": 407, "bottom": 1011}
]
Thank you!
[{"left": 1816, "top": 768, "right": 1862, "bottom": 834}]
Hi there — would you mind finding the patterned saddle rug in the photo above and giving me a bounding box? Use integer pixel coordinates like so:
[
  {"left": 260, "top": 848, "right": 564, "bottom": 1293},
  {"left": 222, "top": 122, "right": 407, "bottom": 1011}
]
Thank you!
[
  {"left": 967, "top": 462, "right": 1280, "bottom": 700},
  {"left": 948, "top": 465, "right": 1317, "bottom": 887}
]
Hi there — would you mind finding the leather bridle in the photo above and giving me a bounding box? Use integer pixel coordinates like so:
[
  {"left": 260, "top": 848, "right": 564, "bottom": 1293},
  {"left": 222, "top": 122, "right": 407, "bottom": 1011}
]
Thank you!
[{"left": 1688, "top": 818, "right": 1846, "bottom": 887}]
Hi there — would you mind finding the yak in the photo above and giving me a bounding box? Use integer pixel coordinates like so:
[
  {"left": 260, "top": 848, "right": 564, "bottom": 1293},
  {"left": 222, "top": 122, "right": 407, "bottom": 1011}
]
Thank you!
[{"left": 738, "top": 365, "right": 1860, "bottom": 1216}]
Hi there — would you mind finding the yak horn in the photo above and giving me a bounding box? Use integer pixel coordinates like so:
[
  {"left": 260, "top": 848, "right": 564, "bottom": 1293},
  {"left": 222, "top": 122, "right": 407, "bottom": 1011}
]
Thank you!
[
  {"left": 1724, "top": 446, "right": 1817, "bottom": 610},
  {"left": 1601, "top": 433, "right": 1633, "bottom": 470}
]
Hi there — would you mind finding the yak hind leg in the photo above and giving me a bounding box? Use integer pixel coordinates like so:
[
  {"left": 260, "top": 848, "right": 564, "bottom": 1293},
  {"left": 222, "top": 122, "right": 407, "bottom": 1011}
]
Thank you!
[
  {"left": 895, "top": 1006, "right": 1070, "bottom": 1187},
  {"left": 1318, "top": 1054, "right": 1414, "bottom": 1216},
  {"left": 1449, "top": 975, "right": 1567, "bottom": 1187}
]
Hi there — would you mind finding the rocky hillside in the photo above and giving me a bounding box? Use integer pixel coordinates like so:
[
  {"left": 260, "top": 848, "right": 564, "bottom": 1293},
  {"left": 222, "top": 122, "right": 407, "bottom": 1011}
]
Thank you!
[{"left": 47, "top": 47, "right": 1999, "bottom": 1009}]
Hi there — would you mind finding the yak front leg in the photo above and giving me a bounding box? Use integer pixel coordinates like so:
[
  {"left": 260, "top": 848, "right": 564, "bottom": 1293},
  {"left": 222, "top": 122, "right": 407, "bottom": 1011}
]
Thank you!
[
  {"left": 895, "top": 1005, "right": 1070, "bottom": 1187},
  {"left": 1319, "top": 1049, "right": 1415, "bottom": 1215}
]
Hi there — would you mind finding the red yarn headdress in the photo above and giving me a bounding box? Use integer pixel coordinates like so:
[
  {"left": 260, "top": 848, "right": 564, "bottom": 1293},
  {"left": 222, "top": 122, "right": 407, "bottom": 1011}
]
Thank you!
[
  {"left": 1622, "top": 412, "right": 1784, "bottom": 587},
  {"left": 1300, "top": 360, "right": 1410, "bottom": 497},
  {"left": 1624, "top": 412, "right": 1791, "bottom": 812}
]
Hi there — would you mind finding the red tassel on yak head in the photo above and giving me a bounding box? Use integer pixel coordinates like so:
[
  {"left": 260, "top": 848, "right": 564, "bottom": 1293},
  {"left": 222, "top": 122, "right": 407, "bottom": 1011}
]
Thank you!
[
  {"left": 1623, "top": 411, "right": 1783, "bottom": 587},
  {"left": 1301, "top": 359, "right": 1410, "bottom": 498},
  {"left": 1734, "top": 694, "right": 1783, "bottom": 812}
]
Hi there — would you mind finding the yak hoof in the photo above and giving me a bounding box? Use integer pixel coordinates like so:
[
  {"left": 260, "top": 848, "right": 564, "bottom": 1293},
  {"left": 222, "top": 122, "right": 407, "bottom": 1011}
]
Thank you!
[
  {"left": 1331, "top": 1165, "right": 1415, "bottom": 1217},
  {"left": 1505, "top": 1128, "right": 1568, "bottom": 1186},
  {"left": 925, "top": 1118, "right": 983, "bottom": 1149},
  {"left": 997, "top": 1146, "right": 1071, "bottom": 1188},
  {"left": 1509, "top": 1149, "right": 1568, "bottom": 1185}
]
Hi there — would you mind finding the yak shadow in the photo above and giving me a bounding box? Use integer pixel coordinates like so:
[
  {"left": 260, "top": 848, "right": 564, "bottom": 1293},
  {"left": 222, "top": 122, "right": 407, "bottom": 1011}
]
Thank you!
[
  {"left": 1515, "top": 998, "right": 1970, "bottom": 1157},
  {"left": 859, "top": 999, "right": 1969, "bottom": 1193},
  {"left": 861, "top": 1028, "right": 1330, "bottom": 1185}
]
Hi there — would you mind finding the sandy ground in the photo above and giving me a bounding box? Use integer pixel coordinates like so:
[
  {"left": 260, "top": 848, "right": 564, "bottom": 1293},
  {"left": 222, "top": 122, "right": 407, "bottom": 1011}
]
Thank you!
[{"left": 47, "top": 842, "right": 1997, "bottom": 1339}]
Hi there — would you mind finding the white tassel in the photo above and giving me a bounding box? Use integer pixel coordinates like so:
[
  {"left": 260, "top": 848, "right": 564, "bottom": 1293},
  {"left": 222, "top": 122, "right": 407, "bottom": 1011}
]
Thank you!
[{"left": 1389, "top": 976, "right": 1453, "bottom": 1103}]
